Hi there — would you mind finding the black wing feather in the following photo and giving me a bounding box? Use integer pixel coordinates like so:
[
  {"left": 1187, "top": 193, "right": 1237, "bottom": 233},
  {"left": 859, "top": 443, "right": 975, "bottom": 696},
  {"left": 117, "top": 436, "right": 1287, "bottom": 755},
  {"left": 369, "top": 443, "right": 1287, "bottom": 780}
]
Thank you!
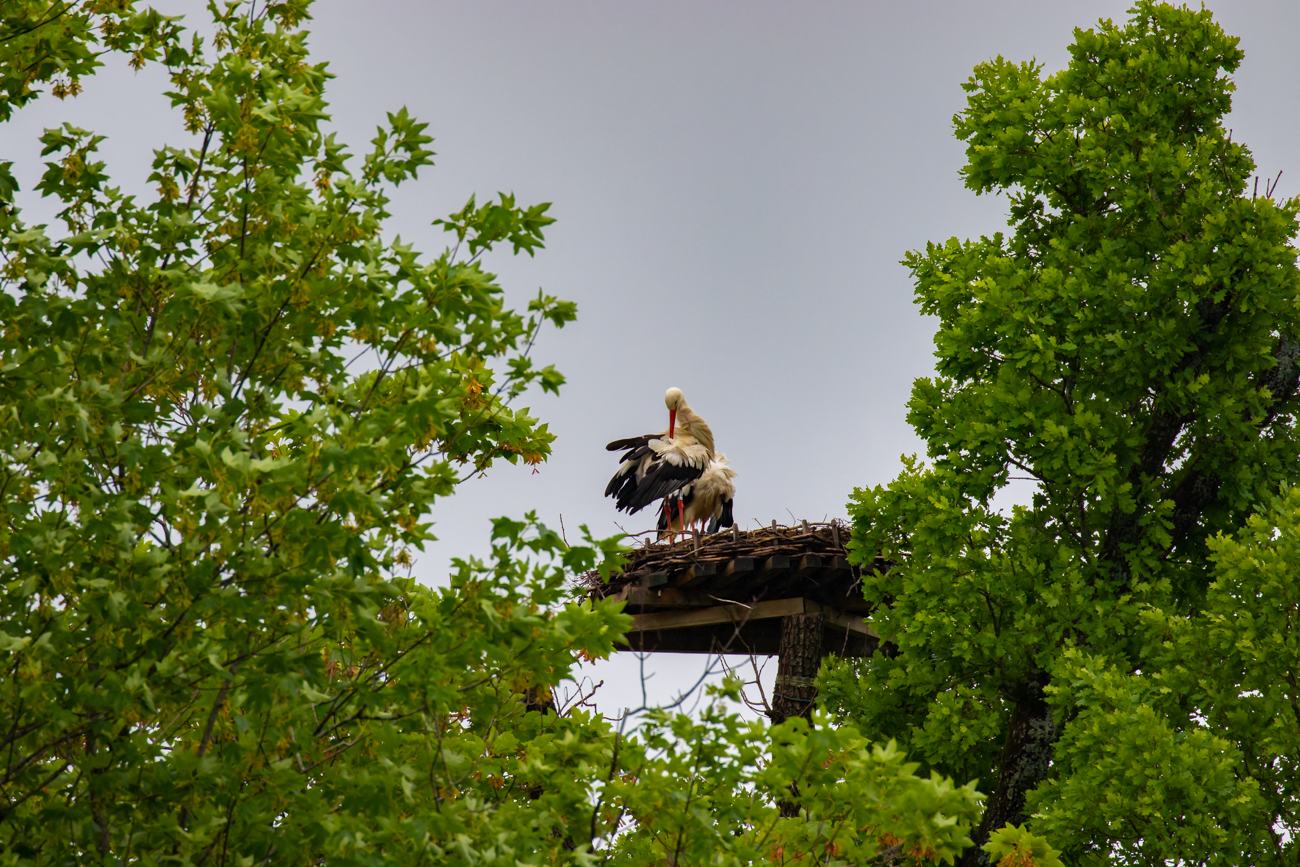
[
  {"left": 606, "top": 434, "right": 658, "bottom": 452},
  {"left": 618, "top": 460, "right": 702, "bottom": 513},
  {"left": 604, "top": 444, "right": 654, "bottom": 498}
]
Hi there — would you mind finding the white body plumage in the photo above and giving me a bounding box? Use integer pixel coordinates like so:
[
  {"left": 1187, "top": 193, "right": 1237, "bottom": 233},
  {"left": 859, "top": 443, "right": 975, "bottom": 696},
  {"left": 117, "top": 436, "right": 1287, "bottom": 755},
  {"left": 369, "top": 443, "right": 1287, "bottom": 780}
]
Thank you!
[{"left": 657, "top": 453, "right": 737, "bottom": 540}]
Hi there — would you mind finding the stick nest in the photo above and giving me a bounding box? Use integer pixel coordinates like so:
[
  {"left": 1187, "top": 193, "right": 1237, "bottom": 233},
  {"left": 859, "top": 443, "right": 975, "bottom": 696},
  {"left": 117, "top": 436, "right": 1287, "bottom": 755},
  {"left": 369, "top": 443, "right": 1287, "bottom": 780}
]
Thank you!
[{"left": 577, "top": 519, "right": 856, "bottom": 599}]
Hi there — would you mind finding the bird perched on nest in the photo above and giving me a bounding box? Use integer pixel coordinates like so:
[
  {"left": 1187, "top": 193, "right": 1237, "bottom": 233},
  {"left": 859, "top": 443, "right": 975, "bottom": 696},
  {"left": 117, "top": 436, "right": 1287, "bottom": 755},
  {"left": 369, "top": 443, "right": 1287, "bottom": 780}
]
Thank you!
[
  {"left": 656, "top": 453, "right": 736, "bottom": 540},
  {"left": 605, "top": 387, "right": 733, "bottom": 537}
]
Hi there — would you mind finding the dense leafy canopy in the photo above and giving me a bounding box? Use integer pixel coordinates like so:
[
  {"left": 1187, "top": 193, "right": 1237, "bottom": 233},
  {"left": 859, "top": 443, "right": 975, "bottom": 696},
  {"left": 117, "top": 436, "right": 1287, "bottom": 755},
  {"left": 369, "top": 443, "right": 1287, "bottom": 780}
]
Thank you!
[
  {"left": 0, "top": 2, "right": 986, "bottom": 864},
  {"left": 828, "top": 3, "right": 1300, "bottom": 866},
  {"left": 0, "top": 0, "right": 179, "bottom": 123}
]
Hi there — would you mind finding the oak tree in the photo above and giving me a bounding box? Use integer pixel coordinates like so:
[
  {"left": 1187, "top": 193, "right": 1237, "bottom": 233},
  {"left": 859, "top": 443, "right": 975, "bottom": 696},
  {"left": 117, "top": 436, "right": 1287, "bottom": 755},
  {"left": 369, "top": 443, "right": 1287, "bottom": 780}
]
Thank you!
[{"left": 829, "top": 4, "right": 1300, "bottom": 865}]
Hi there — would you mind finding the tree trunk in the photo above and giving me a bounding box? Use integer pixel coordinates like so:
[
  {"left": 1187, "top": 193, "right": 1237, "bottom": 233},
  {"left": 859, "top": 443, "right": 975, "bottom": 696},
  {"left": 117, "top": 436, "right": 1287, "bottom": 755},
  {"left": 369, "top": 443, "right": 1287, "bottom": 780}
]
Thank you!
[
  {"left": 523, "top": 686, "right": 555, "bottom": 717},
  {"left": 769, "top": 612, "right": 824, "bottom": 725},
  {"left": 958, "top": 672, "right": 1058, "bottom": 867},
  {"left": 770, "top": 612, "right": 824, "bottom": 818}
]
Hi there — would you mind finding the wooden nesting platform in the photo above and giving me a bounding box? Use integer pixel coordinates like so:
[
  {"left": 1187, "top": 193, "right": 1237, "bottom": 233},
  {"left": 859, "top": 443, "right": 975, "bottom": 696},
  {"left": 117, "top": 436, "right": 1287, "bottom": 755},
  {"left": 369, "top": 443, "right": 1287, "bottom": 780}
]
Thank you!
[{"left": 578, "top": 521, "right": 883, "bottom": 657}]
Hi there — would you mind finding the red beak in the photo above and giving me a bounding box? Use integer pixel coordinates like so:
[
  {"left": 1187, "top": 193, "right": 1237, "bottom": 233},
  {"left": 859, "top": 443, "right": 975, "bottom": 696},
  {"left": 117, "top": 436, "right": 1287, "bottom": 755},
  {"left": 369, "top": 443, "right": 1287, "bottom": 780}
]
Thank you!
[{"left": 668, "top": 409, "right": 677, "bottom": 439}]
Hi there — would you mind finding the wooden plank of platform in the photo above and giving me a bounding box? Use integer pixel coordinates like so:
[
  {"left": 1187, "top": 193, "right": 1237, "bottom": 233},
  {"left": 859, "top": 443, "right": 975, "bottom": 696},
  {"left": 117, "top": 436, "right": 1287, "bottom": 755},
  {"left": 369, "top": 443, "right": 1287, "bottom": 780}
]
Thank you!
[
  {"left": 630, "top": 596, "right": 877, "bottom": 639},
  {"left": 679, "top": 561, "right": 718, "bottom": 587},
  {"left": 713, "top": 556, "right": 754, "bottom": 588},
  {"left": 632, "top": 597, "right": 802, "bottom": 631},
  {"left": 765, "top": 554, "right": 824, "bottom": 597},
  {"left": 618, "top": 584, "right": 715, "bottom": 609},
  {"left": 819, "top": 606, "right": 876, "bottom": 637}
]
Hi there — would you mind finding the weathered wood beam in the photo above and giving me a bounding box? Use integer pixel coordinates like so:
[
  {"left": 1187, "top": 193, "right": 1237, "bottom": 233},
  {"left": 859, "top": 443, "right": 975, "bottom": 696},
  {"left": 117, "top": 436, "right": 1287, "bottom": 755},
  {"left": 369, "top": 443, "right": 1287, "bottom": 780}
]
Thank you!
[
  {"left": 679, "top": 561, "right": 717, "bottom": 586},
  {"left": 750, "top": 555, "right": 791, "bottom": 592},
  {"left": 819, "top": 606, "right": 876, "bottom": 638},
  {"left": 713, "top": 556, "right": 755, "bottom": 589},
  {"left": 618, "top": 620, "right": 783, "bottom": 655},
  {"left": 762, "top": 555, "right": 792, "bottom": 576},
  {"left": 618, "top": 585, "right": 712, "bottom": 609},
  {"left": 631, "top": 597, "right": 807, "bottom": 632},
  {"left": 629, "top": 596, "right": 878, "bottom": 639},
  {"left": 764, "top": 553, "right": 825, "bottom": 598}
]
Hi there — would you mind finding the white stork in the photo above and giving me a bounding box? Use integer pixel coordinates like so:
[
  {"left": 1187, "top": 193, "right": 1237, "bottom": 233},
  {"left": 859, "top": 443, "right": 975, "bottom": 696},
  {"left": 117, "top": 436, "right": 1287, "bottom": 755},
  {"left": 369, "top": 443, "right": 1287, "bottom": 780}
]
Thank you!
[
  {"left": 656, "top": 453, "right": 736, "bottom": 540},
  {"left": 605, "top": 387, "right": 714, "bottom": 524}
]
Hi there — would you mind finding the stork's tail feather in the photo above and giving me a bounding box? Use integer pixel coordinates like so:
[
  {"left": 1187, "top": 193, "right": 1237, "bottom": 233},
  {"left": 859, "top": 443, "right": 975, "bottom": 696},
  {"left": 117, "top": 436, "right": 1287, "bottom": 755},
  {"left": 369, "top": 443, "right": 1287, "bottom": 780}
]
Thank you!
[{"left": 716, "top": 497, "right": 734, "bottom": 532}]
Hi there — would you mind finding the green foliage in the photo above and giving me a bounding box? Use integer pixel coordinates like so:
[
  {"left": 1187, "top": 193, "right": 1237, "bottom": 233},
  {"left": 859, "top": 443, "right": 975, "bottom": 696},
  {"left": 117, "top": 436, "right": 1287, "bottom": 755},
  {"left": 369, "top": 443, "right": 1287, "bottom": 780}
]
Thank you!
[
  {"left": 0, "top": 0, "right": 604, "bottom": 860},
  {"left": 982, "top": 826, "right": 1063, "bottom": 867},
  {"left": 0, "top": 0, "right": 180, "bottom": 122},
  {"left": 607, "top": 704, "right": 980, "bottom": 867},
  {"left": 1194, "top": 488, "right": 1300, "bottom": 852},
  {"left": 1027, "top": 487, "right": 1300, "bottom": 865},
  {"left": 827, "top": 2, "right": 1300, "bottom": 864},
  {"left": 0, "top": 2, "right": 985, "bottom": 864},
  {"left": 1030, "top": 650, "right": 1266, "bottom": 866},
  {"left": 435, "top": 193, "right": 557, "bottom": 259}
]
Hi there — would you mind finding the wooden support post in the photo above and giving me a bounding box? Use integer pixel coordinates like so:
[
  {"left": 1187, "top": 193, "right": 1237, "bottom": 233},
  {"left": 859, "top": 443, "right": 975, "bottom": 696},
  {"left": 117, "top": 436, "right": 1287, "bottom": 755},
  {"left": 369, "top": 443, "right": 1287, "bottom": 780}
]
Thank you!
[
  {"left": 771, "top": 611, "right": 824, "bottom": 818},
  {"left": 770, "top": 612, "right": 823, "bottom": 726}
]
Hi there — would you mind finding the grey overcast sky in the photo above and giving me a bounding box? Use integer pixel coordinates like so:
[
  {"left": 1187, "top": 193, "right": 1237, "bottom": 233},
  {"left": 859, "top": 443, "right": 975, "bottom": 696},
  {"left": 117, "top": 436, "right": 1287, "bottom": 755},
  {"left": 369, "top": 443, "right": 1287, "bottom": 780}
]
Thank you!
[{"left": 7, "top": 1, "right": 1300, "bottom": 713}]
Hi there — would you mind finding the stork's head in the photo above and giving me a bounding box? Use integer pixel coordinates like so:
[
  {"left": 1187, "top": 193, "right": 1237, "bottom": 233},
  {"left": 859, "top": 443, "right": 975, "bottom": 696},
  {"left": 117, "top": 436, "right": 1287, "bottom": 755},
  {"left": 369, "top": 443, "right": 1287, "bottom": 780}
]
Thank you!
[{"left": 665, "top": 387, "right": 685, "bottom": 438}]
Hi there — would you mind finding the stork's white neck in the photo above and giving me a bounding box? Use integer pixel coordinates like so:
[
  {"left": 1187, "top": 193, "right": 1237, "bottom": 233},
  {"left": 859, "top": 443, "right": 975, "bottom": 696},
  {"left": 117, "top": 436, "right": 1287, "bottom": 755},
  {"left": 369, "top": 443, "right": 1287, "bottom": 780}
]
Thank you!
[{"left": 677, "top": 405, "right": 714, "bottom": 455}]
